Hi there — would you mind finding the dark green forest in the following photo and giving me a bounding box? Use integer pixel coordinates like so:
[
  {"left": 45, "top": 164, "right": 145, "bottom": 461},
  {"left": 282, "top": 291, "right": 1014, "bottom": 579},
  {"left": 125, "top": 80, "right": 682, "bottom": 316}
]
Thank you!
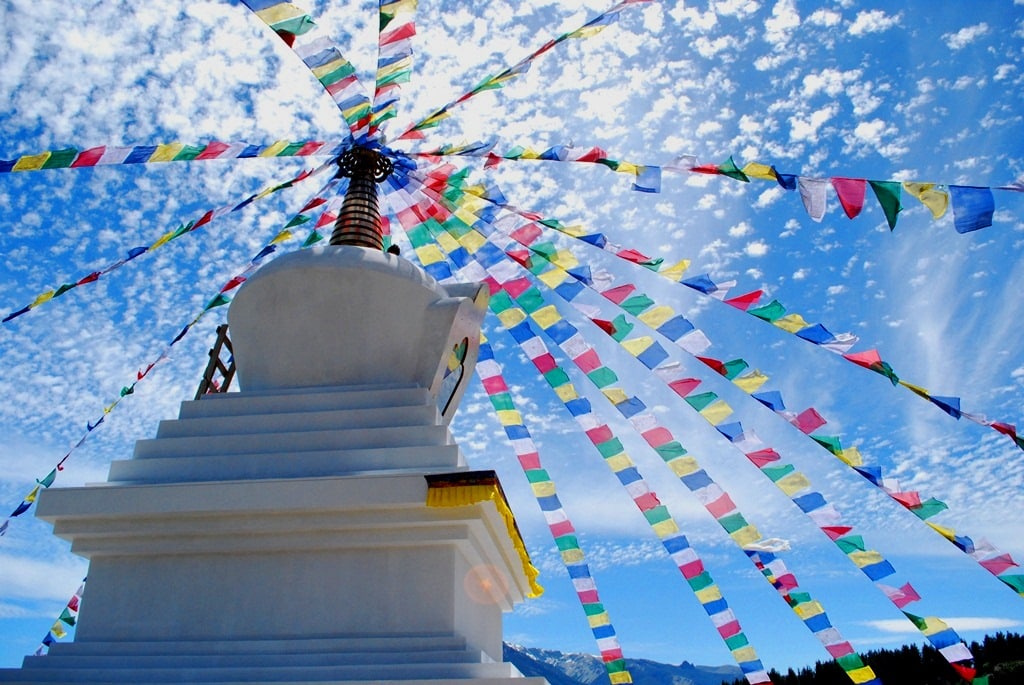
[{"left": 722, "top": 633, "right": 1024, "bottom": 685}]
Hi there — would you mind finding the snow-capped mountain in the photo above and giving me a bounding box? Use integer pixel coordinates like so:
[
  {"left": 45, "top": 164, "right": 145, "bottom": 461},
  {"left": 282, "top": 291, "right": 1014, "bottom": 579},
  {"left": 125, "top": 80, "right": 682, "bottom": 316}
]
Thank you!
[{"left": 503, "top": 644, "right": 742, "bottom": 685}]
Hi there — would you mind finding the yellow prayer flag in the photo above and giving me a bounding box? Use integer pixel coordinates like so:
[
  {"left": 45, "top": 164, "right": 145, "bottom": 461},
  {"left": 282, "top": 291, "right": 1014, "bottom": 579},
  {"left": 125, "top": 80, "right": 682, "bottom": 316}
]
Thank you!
[
  {"left": 848, "top": 666, "right": 879, "bottom": 684},
  {"left": 667, "top": 456, "right": 700, "bottom": 477},
  {"left": 926, "top": 521, "right": 957, "bottom": 541},
  {"left": 453, "top": 206, "right": 481, "bottom": 226},
  {"left": 733, "top": 370, "right": 769, "bottom": 393},
  {"left": 638, "top": 305, "right": 677, "bottom": 329},
  {"left": 31, "top": 291, "right": 55, "bottom": 308},
  {"left": 531, "top": 481, "right": 556, "bottom": 498},
  {"left": 622, "top": 336, "right": 655, "bottom": 357},
  {"left": 605, "top": 454, "right": 634, "bottom": 471},
  {"left": 659, "top": 259, "right": 691, "bottom": 282},
  {"left": 695, "top": 584, "right": 723, "bottom": 604},
  {"left": 898, "top": 379, "right": 931, "bottom": 400},
  {"left": 838, "top": 447, "right": 863, "bottom": 467},
  {"left": 560, "top": 548, "right": 585, "bottom": 564},
  {"left": 270, "top": 230, "right": 293, "bottom": 245},
  {"left": 150, "top": 229, "right": 177, "bottom": 250},
  {"left": 602, "top": 388, "right": 629, "bottom": 405},
  {"left": 13, "top": 152, "right": 51, "bottom": 171},
  {"left": 777, "top": 471, "right": 811, "bottom": 496},
  {"left": 729, "top": 525, "right": 761, "bottom": 547},
  {"left": 150, "top": 143, "right": 184, "bottom": 162},
  {"left": 920, "top": 616, "right": 950, "bottom": 635},
  {"left": 609, "top": 672, "right": 633, "bottom": 685},
  {"left": 794, "top": 600, "right": 825, "bottom": 619},
  {"left": 731, "top": 646, "right": 758, "bottom": 663},
  {"left": 559, "top": 224, "right": 587, "bottom": 237},
  {"left": 50, "top": 622, "right": 66, "bottom": 639},
  {"left": 849, "top": 550, "right": 885, "bottom": 568},
  {"left": 414, "top": 244, "right": 445, "bottom": 265},
  {"left": 376, "top": 56, "right": 413, "bottom": 80},
  {"left": 256, "top": 3, "right": 306, "bottom": 24},
  {"left": 903, "top": 182, "right": 949, "bottom": 219},
  {"left": 538, "top": 268, "right": 568, "bottom": 289},
  {"left": 495, "top": 409, "right": 522, "bottom": 426},
  {"left": 587, "top": 611, "right": 611, "bottom": 628},
  {"left": 615, "top": 161, "right": 640, "bottom": 175},
  {"left": 651, "top": 518, "right": 680, "bottom": 537},
  {"left": 742, "top": 162, "right": 778, "bottom": 181},
  {"left": 554, "top": 384, "right": 579, "bottom": 402},
  {"left": 434, "top": 231, "right": 460, "bottom": 253},
  {"left": 259, "top": 139, "right": 290, "bottom": 158},
  {"left": 530, "top": 305, "right": 562, "bottom": 329},
  {"left": 551, "top": 249, "right": 579, "bottom": 270},
  {"left": 773, "top": 313, "right": 809, "bottom": 333},
  {"left": 700, "top": 400, "right": 734, "bottom": 425},
  {"left": 457, "top": 231, "right": 486, "bottom": 253},
  {"left": 496, "top": 308, "right": 526, "bottom": 328},
  {"left": 24, "top": 485, "right": 40, "bottom": 503}
]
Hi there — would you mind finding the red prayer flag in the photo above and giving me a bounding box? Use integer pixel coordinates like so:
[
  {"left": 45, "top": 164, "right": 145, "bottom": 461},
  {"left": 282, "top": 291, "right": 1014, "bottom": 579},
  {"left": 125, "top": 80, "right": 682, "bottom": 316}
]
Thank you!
[{"left": 831, "top": 177, "right": 867, "bottom": 219}]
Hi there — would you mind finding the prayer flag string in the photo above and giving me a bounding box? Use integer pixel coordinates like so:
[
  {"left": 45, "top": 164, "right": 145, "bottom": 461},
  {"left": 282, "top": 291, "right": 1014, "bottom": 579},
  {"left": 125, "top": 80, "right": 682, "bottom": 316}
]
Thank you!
[
  {"left": 1, "top": 160, "right": 334, "bottom": 325},
  {"left": 401, "top": 171, "right": 890, "bottom": 684},
  {"left": 370, "top": 0, "right": 418, "bottom": 139},
  {"left": 456, "top": 184, "right": 1024, "bottom": 598},
  {"left": 388, "top": 172, "right": 773, "bottom": 684},
  {"left": 32, "top": 579, "right": 85, "bottom": 657},
  {"left": 241, "top": 1, "right": 370, "bottom": 138},
  {"left": 0, "top": 181, "right": 341, "bottom": 538},
  {"left": 446, "top": 176, "right": 1024, "bottom": 454},
  {"left": 392, "top": 0, "right": 651, "bottom": 142},
  {"left": 407, "top": 143, "right": 1015, "bottom": 234},
  {"left": 0, "top": 140, "right": 347, "bottom": 174}
]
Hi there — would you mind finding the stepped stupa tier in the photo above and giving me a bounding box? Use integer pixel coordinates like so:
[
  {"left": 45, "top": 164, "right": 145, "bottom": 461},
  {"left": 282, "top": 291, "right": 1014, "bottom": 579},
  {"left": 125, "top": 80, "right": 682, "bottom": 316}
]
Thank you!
[{"left": 0, "top": 147, "right": 547, "bottom": 684}]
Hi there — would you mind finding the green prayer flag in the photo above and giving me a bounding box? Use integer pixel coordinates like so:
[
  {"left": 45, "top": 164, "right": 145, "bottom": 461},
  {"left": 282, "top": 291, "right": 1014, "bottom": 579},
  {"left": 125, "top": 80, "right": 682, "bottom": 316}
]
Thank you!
[
  {"left": 516, "top": 288, "right": 545, "bottom": 313},
  {"left": 587, "top": 367, "right": 618, "bottom": 388},
  {"left": 684, "top": 391, "right": 718, "bottom": 412},
  {"left": 835, "top": 535, "right": 866, "bottom": 553},
  {"left": 869, "top": 180, "right": 903, "bottom": 230},
  {"left": 910, "top": 497, "right": 948, "bottom": 520},
  {"left": 762, "top": 464, "right": 795, "bottom": 481},
  {"left": 301, "top": 230, "right": 323, "bottom": 247},
  {"left": 718, "top": 512, "right": 748, "bottom": 533},
  {"left": 749, "top": 299, "right": 786, "bottom": 321},
  {"left": 609, "top": 314, "right": 633, "bottom": 341},
  {"left": 717, "top": 156, "right": 749, "bottom": 182},
  {"left": 687, "top": 571, "right": 713, "bottom": 591},
  {"left": 596, "top": 438, "right": 623, "bottom": 459},
  {"left": 42, "top": 148, "right": 78, "bottom": 169},
  {"left": 621, "top": 294, "right": 655, "bottom": 316}
]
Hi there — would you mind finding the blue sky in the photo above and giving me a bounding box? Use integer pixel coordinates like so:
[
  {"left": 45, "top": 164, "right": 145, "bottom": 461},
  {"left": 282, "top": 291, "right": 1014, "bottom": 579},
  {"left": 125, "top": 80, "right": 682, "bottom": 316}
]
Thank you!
[{"left": 0, "top": 0, "right": 1022, "bottom": 677}]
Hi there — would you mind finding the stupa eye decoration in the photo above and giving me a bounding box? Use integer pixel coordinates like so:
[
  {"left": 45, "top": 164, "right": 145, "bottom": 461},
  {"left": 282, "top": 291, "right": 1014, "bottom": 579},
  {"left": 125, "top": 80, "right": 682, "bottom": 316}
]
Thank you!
[{"left": 0, "top": 1, "right": 1020, "bottom": 684}]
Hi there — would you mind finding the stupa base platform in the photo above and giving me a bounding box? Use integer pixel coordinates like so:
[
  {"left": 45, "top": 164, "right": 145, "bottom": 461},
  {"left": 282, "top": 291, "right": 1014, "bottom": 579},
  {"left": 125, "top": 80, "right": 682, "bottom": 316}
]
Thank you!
[{"left": 0, "top": 634, "right": 546, "bottom": 684}]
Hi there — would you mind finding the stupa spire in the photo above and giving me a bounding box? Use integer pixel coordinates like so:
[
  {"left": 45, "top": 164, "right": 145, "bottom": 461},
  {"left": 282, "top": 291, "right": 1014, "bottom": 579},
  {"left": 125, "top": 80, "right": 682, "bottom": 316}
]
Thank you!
[{"left": 330, "top": 146, "right": 394, "bottom": 250}]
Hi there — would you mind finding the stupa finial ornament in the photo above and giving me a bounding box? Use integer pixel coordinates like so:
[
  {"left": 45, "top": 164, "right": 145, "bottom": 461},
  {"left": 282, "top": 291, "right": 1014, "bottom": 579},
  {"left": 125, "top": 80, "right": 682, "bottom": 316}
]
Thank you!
[{"left": 330, "top": 146, "right": 395, "bottom": 250}]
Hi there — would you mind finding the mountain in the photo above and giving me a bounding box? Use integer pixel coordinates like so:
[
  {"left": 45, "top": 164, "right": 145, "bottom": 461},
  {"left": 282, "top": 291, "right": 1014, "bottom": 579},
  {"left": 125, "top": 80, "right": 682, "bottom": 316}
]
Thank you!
[{"left": 504, "top": 644, "right": 742, "bottom": 685}]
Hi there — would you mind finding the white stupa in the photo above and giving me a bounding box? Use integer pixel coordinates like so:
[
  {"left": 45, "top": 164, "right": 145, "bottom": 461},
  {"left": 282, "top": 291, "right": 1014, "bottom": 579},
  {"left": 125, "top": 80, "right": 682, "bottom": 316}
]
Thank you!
[{"left": 0, "top": 147, "right": 547, "bottom": 684}]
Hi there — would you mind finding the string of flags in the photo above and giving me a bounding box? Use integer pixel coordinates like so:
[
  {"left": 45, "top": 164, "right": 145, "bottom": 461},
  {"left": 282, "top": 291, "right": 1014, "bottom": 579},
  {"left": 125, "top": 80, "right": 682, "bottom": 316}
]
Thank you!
[
  {"left": 414, "top": 143, "right": 1019, "bottom": 234},
  {"left": 32, "top": 579, "right": 85, "bottom": 657},
  {"left": 399, "top": 167, "right": 945, "bottom": 684},
  {"left": 1, "top": 160, "right": 334, "bottom": 325},
  {"left": 0, "top": 180, "right": 341, "bottom": 538},
  {"left": 0, "top": 140, "right": 347, "bottom": 174},
  {"left": 392, "top": 0, "right": 652, "bottom": 142},
  {"left": 391, "top": 162, "right": 994, "bottom": 683},
  {"left": 442, "top": 172, "right": 1024, "bottom": 455},
  {"left": 369, "top": 0, "right": 419, "bottom": 138},
  {"left": 389, "top": 173, "right": 773, "bottom": 684},
  {"left": 456, "top": 183, "right": 1024, "bottom": 597},
  {"left": 242, "top": 0, "right": 370, "bottom": 138},
  {"left": 468, "top": 336, "right": 634, "bottom": 684}
]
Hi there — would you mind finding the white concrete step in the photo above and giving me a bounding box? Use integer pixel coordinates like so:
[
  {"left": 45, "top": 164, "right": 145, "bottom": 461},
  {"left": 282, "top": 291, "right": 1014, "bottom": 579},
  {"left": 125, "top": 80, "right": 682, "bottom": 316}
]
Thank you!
[
  {"left": 133, "top": 425, "right": 452, "bottom": 461},
  {"left": 108, "top": 445, "right": 464, "bottom": 483},
  {"left": 180, "top": 386, "right": 433, "bottom": 420},
  {"left": 155, "top": 404, "right": 440, "bottom": 440},
  {"left": 4, "top": 659, "right": 524, "bottom": 682},
  {"left": 46, "top": 635, "right": 470, "bottom": 657}
]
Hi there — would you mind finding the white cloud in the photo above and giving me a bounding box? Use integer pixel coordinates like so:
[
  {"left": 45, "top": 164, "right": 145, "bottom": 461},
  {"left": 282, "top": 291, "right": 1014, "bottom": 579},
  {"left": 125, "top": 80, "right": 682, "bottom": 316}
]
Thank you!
[
  {"left": 944, "top": 23, "right": 990, "bottom": 50},
  {"left": 729, "top": 221, "right": 753, "bottom": 237},
  {"left": 848, "top": 10, "right": 901, "bottom": 36},
  {"left": 744, "top": 239, "right": 769, "bottom": 257},
  {"left": 789, "top": 104, "right": 838, "bottom": 142}
]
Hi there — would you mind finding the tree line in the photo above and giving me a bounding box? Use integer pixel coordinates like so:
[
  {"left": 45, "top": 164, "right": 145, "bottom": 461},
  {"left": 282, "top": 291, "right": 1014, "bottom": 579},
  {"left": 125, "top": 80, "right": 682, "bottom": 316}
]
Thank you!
[{"left": 722, "top": 632, "right": 1024, "bottom": 685}]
